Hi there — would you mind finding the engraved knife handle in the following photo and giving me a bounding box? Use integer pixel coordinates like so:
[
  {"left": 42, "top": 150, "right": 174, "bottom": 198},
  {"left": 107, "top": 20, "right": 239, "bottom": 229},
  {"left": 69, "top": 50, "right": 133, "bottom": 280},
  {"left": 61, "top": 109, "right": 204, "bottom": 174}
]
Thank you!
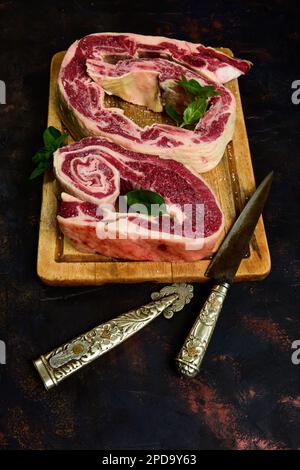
[
  {"left": 176, "top": 282, "right": 230, "bottom": 378},
  {"left": 34, "top": 282, "right": 194, "bottom": 390},
  {"left": 34, "top": 293, "right": 178, "bottom": 390}
]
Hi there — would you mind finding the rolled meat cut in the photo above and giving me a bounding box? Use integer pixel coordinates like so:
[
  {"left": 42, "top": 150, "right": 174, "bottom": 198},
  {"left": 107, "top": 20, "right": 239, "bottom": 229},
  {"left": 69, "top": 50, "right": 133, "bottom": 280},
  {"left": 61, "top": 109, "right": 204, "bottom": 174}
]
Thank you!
[
  {"left": 57, "top": 33, "right": 251, "bottom": 173},
  {"left": 54, "top": 137, "right": 224, "bottom": 262}
]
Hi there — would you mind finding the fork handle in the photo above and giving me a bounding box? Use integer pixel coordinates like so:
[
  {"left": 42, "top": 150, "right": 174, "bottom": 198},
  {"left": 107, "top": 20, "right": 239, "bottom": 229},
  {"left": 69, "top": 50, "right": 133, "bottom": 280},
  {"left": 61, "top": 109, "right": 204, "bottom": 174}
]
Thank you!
[{"left": 176, "top": 282, "right": 230, "bottom": 378}]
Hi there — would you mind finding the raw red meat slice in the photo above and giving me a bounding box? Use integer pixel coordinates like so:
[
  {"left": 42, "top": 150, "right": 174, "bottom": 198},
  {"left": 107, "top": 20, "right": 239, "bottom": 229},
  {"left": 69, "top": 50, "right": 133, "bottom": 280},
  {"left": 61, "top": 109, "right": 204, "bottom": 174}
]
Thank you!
[
  {"left": 58, "top": 33, "right": 250, "bottom": 172},
  {"left": 54, "top": 137, "right": 224, "bottom": 262}
]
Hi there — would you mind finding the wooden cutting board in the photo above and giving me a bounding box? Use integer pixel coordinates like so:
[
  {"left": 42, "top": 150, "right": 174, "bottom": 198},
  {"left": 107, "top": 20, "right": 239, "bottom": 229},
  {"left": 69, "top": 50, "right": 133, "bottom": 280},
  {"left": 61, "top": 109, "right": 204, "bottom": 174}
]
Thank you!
[{"left": 37, "top": 50, "right": 270, "bottom": 285}]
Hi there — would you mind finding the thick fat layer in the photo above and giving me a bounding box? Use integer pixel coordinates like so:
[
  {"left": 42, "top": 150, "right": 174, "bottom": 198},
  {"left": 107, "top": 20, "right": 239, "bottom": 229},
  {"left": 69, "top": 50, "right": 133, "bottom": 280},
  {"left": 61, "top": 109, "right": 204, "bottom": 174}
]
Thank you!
[
  {"left": 57, "top": 209, "right": 221, "bottom": 262},
  {"left": 81, "top": 33, "right": 251, "bottom": 83},
  {"left": 57, "top": 33, "right": 243, "bottom": 173}
]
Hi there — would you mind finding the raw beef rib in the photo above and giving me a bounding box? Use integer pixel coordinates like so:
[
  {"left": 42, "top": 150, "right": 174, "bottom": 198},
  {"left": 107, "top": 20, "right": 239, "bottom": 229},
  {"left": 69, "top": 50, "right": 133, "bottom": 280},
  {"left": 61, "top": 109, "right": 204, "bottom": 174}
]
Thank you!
[
  {"left": 57, "top": 33, "right": 251, "bottom": 172},
  {"left": 54, "top": 137, "right": 224, "bottom": 262}
]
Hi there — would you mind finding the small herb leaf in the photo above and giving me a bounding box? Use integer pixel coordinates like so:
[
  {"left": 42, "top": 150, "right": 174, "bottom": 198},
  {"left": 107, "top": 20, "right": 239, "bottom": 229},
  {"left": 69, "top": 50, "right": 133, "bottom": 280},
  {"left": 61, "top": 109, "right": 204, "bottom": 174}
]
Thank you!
[
  {"left": 164, "top": 75, "right": 220, "bottom": 128},
  {"left": 53, "top": 134, "right": 69, "bottom": 147},
  {"left": 30, "top": 127, "right": 69, "bottom": 180},
  {"left": 126, "top": 190, "right": 167, "bottom": 216},
  {"left": 165, "top": 105, "right": 182, "bottom": 126},
  {"left": 178, "top": 75, "right": 220, "bottom": 99},
  {"left": 43, "top": 126, "right": 63, "bottom": 146},
  {"left": 32, "top": 148, "right": 53, "bottom": 164},
  {"left": 181, "top": 97, "right": 208, "bottom": 128},
  {"left": 178, "top": 75, "right": 203, "bottom": 96},
  {"left": 195, "top": 85, "right": 220, "bottom": 98},
  {"left": 29, "top": 161, "right": 51, "bottom": 180}
]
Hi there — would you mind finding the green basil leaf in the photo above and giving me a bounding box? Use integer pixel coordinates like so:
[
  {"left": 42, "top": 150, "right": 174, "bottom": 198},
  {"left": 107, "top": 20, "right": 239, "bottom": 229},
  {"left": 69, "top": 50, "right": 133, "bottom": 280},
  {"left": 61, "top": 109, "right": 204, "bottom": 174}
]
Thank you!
[
  {"left": 30, "top": 127, "right": 69, "bottom": 180},
  {"left": 178, "top": 76, "right": 203, "bottom": 96},
  {"left": 178, "top": 75, "right": 220, "bottom": 99},
  {"left": 29, "top": 161, "right": 51, "bottom": 180},
  {"left": 126, "top": 190, "right": 167, "bottom": 216},
  {"left": 53, "top": 133, "right": 68, "bottom": 147},
  {"left": 165, "top": 105, "right": 182, "bottom": 126},
  {"left": 195, "top": 85, "right": 220, "bottom": 98},
  {"left": 32, "top": 148, "right": 52, "bottom": 163},
  {"left": 165, "top": 76, "right": 220, "bottom": 129},
  {"left": 181, "top": 97, "right": 208, "bottom": 127},
  {"left": 43, "top": 126, "right": 62, "bottom": 146}
]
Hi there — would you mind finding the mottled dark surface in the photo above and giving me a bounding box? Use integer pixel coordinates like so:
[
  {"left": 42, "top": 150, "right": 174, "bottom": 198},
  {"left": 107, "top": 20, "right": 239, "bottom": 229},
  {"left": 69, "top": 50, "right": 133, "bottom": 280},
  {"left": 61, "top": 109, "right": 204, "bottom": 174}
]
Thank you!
[{"left": 0, "top": 0, "right": 299, "bottom": 450}]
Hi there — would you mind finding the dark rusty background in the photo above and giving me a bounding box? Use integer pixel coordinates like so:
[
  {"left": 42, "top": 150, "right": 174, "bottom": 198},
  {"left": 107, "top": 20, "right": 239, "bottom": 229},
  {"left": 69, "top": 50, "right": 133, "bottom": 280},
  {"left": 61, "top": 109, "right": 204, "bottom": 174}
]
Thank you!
[{"left": 0, "top": 0, "right": 299, "bottom": 450}]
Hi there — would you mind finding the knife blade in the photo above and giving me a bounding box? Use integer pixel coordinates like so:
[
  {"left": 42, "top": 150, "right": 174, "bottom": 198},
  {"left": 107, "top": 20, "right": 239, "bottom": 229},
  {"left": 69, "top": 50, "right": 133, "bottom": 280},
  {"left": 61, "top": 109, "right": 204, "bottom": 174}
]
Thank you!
[
  {"left": 176, "top": 171, "right": 273, "bottom": 378},
  {"left": 205, "top": 171, "right": 273, "bottom": 283}
]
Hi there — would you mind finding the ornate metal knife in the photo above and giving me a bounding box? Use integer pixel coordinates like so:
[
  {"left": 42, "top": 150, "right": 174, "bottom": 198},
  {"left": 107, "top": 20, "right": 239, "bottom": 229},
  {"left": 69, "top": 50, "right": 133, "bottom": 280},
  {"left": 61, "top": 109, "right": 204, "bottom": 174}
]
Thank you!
[
  {"left": 34, "top": 283, "right": 193, "bottom": 390},
  {"left": 176, "top": 172, "right": 273, "bottom": 378}
]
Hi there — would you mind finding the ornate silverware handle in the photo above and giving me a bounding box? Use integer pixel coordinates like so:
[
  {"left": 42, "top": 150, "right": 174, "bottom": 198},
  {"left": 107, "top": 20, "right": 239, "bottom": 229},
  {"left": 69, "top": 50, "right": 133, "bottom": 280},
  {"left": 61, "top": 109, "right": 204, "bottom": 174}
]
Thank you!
[
  {"left": 34, "top": 283, "right": 193, "bottom": 390},
  {"left": 34, "top": 294, "right": 178, "bottom": 390},
  {"left": 176, "top": 282, "right": 230, "bottom": 378}
]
